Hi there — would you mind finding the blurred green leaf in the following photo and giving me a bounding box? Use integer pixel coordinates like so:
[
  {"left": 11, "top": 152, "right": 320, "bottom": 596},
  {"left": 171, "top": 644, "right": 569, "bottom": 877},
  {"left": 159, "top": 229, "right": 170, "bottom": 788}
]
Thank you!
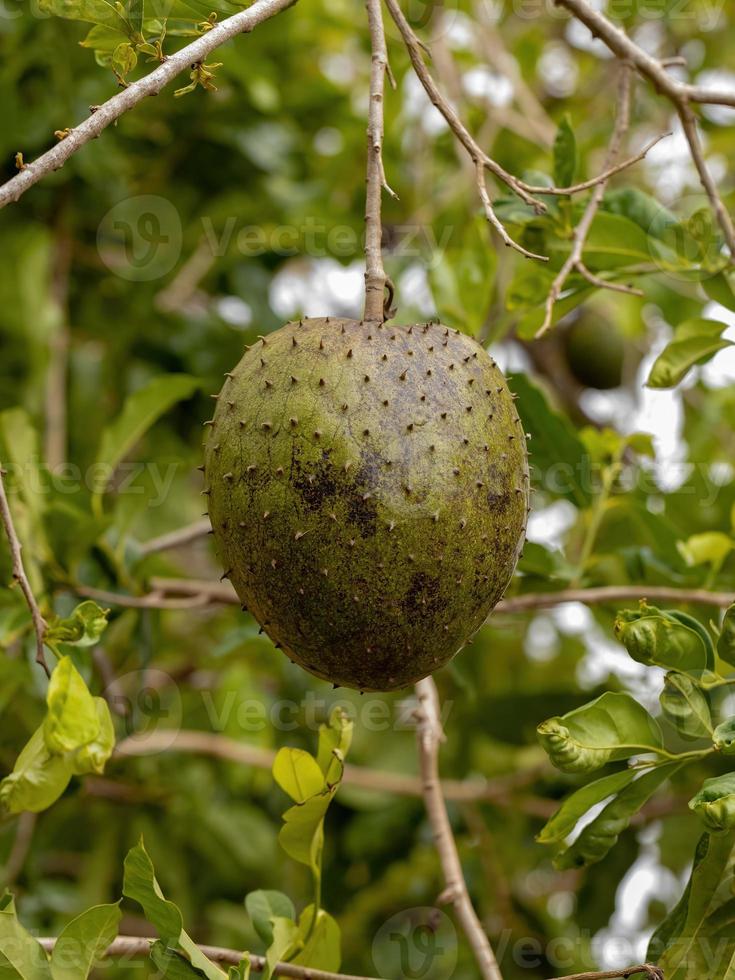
[
  {"left": 50, "top": 903, "right": 121, "bottom": 980},
  {"left": 44, "top": 656, "right": 100, "bottom": 755},
  {"left": 552, "top": 115, "right": 576, "bottom": 188},
  {"left": 245, "top": 891, "right": 294, "bottom": 948},
  {"left": 646, "top": 318, "right": 732, "bottom": 389},
  {"left": 93, "top": 374, "right": 200, "bottom": 501},
  {"left": 0, "top": 894, "right": 51, "bottom": 980},
  {"left": 46, "top": 602, "right": 109, "bottom": 652},
  {"left": 292, "top": 906, "right": 340, "bottom": 972},
  {"left": 718, "top": 603, "right": 735, "bottom": 667},
  {"left": 0, "top": 727, "right": 73, "bottom": 815}
]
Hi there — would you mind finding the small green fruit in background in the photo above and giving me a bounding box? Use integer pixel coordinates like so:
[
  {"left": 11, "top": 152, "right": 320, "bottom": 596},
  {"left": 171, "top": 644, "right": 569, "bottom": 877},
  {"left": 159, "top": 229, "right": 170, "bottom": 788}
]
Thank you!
[
  {"left": 563, "top": 315, "right": 626, "bottom": 390},
  {"left": 204, "top": 317, "right": 529, "bottom": 691}
]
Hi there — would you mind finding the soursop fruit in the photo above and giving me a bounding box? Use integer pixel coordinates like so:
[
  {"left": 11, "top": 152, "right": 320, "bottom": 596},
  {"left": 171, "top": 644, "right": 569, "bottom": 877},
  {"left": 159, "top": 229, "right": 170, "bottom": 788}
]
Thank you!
[{"left": 204, "top": 317, "right": 529, "bottom": 691}]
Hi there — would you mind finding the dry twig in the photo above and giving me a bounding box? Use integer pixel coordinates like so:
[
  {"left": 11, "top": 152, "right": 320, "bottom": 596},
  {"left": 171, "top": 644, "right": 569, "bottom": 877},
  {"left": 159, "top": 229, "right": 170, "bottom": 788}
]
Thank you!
[
  {"left": 36, "top": 937, "right": 381, "bottom": 980},
  {"left": 364, "top": 0, "right": 396, "bottom": 321},
  {"left": 554, "top": 0, "right": 735, "bottom": 255},
  {"left": 414, "top": 677, "right": 504, "bottom": 980},
  {"left": 537, "top": 63, "right": 637, "bottom": 337},
  {"left": 0, "top": 468, "right": 49, "bottom": 675}
]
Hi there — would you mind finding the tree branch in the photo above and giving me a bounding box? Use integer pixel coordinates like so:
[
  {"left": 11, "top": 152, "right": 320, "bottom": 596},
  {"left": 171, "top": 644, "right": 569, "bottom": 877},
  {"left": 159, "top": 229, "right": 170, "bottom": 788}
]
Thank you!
[
  {"left": 382, "top": 0, "right": 548, "bottom": 261},
  {"left": 414, "top": 677, "right": 504, "bottom": 980},
  {"left": 363, "top": 0, "right": 396, "bottom": 321},
  {"left": 549, "top": 967, "right": 663, "bottom": 980},
  {"left": 115, "top": 728, "right": 553, "bottom": 813},
  {"left": 554, "top": 0, "right": 735, "bottom": 256},
  {"left": 36, "top": 936, "right": 381, "bottom": 980},
  {"left": 72, "top": 576, "right": 734, "bottom": 613},
  {"left": 138, "top": 518, "right": 212, "bottom": 556},
  {"left": 0, "top": 468, "right": 49, "bottom": 675},
  {"left": 0, "top": 0, "right": 299, "bottom": 211},
  {"left": 537, "top": 62, "right": 636, "bottom": 337}
]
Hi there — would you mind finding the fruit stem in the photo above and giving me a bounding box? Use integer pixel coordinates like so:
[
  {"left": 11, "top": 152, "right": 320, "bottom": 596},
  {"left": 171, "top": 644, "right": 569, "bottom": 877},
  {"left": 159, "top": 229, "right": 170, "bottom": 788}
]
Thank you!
[{"left": 363, "top": 0, "right": 396, "bottom": 322}]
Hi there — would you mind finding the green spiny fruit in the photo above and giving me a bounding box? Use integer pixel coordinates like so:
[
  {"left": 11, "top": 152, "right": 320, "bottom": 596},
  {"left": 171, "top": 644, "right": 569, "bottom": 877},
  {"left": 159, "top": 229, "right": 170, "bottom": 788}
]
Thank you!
[{"left": 204, "top": 317, "right": 529, "bottom": 691}]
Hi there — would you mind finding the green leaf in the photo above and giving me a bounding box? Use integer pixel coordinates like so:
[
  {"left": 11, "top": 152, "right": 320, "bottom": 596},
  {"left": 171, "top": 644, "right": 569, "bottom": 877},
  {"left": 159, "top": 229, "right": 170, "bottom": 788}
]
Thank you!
[
  {"left": 227, "top": 957, "right": 250, "bottom": 980},
  {"left": 649, "top": 832, "right": 735, "bottom": 975},
  {"left": 291, "top": 907, "right": 340, "bottom": 972},
  {"left": 0, "top": 727, "right": 73, "bottom": 814},
  {"left": 122, "top": 840, "right": 183, "bottom": 942},
  {"left": 660, "top": 673, "right": 712, "bottom": 739},
  {"left": 272, "top": 749, "right": 325, "bottom": 804},
  {"left": 69, "top": 698, "right": 115, "bottom": 776},
  {"left": 45, "top": 602, "right": 109, "bottom": 651},
  {"left": 93, "top": 374, "right": 200, "bottom": 499},
  {"left": 552, "top": 115, "right": 576, "bottom": 188},
  {"left": 555, "top": 762, "right": 682, "bottom": 869},
  {"left": 37, "top": 0, "right": 132, "bottom": 30},
  {"left": 150, "top": 943, "right": 208, "bottom": 978},
  {"left": 537, "top": 768, "right": 638, "bottom": 845},
  {"left": 315, "top": 707, "right": 353, "bottom": 783},
  {"left": 123, "top": 841, "right": 225, "bottom": 980},
  {"left": 603, "top": 187, "right": 677, "bottom": 239},
  {"left": 614, "top": 605, "right": 710, "bottom": 673},
  {"left": 677, "top": 531, "right": 734, "bottom": 573},
  {"left": 713, "top": 719, "right": 735, "bottom": 755},
  {"left": 703, "top": 270, "right": 735, "bottom": 312},
  {"left": 511, "top": 375, "right": 590, "bottom": 506},
  {"left": 245, "top": 891, "right": 295, "bottom": 948},
  {"left": 0, "top": 894, "right": 51, "bottom": 980},
  {"left": 537, "top": 692, "right": 663, "bottom": 774},
  {"left": 690, "top": 774, "right": 735, "bottom": 834},
  {"left": 264, "top": 919, "right": 299, "bottom": 980},
  {"left": 646, "top": 318, "right": 733, "bottom": 389},
  {"left": 111, "top": 41, "right": 137, "bottom": 78},
  {"left": 718, "top": 603, "right": 735, "bottom": 667},
  {"left": 127, "top": 0, "right": 143, "bottom": 33},
  {"left": 44, "top": 657, "right": 101, "bottom": 755},
  {"left": 50, "top": 903, "right": 121, "bottom": 980},
  {"left": 278, "top": 794, "right": 330, "bottom": 869}
]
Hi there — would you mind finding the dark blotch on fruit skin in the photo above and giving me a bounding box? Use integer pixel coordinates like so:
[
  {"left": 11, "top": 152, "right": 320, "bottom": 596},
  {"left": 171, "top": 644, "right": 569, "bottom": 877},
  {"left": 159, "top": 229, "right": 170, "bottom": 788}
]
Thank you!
[{"left": 204, "top": 318, "right": 529, "bottom": 692}]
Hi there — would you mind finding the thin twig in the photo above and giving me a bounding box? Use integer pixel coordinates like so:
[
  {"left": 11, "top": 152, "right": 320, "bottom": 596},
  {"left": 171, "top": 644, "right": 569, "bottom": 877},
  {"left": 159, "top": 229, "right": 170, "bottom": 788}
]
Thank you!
[
  {"left": 522, "top": 133, "right": 670, "bottom": 196},
  {"left": 382, "top": 0, "right": 548, "bottom": 261},
  {"left": 537, "top": 63, "right": 634, "bottom": 337},
  {"left": 414, "top": 677, "right": 504, "bottom": 980},
  {"left": 549, "top": 967, "right": 663, "bottom": 980},
  {"left": 1, "top": 813, "right": 37, "bottom": 889},
  {"left": 0, "top": 468, "right": 49, "bottom": 675},
  {"left": 138, "top": 518, "right": 212, "bottom": 556},
  {"left": 554, "top": 0, "right": 735, "bottom": 256},
  {"left": 495, "top": 584, "right": 735, "bottom": 613},
  {"left": 0, "top": 0, "right": 299, "bottom": 210},
  {"left": 72, "top": 575, "right": 734, "bottom": 614},
  {"left": 364, "top": 0, "right": 395, "bottom": 321},
  {"left": 115, "top": 728, "right": 553, "bottom": 812},
  {"left": 36, "top": 936, "right": 381, "bottom": 980}
]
